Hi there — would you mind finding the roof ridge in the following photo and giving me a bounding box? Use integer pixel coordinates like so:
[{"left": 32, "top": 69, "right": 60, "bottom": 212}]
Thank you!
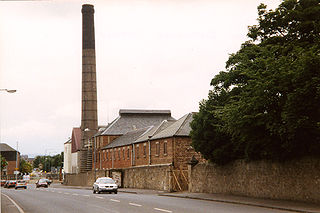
[
  {"left": 102, "top": 116, "right": 120, "bottom": 135},
  {"left": 173, "top": 113, "right": 191, "bottom": 136},
  {"left": 137, "top": 125, "right": 154, "bottom": 140}
]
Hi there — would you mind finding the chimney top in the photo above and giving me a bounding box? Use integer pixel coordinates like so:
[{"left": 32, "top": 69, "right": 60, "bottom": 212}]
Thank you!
[{"left": 82, "top": 4, "right": 94, "bottom": 14}]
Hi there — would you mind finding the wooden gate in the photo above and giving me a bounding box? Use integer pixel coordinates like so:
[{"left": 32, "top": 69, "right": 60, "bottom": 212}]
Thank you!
[{"left": 171, "top": 168, "right": 188, "bottom": 191}]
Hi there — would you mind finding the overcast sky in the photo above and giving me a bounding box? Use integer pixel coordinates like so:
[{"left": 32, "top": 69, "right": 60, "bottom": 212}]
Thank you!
[{"left": 0, "top": 0, "right": 281, "bottom": 157}]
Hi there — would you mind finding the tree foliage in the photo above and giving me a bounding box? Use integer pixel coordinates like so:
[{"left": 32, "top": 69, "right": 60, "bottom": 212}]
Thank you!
[
  {"left": 1, "top": 155, "right": 8, "bottom": 171},
  {"left": 33, "top": 153, "right": 63, "bottom": 172},
  {"left": 19, "top": 159, "right": 33, "bottom": 174},
  {"left": 191, "top": 0, "right": 320, "bottom": 164}
]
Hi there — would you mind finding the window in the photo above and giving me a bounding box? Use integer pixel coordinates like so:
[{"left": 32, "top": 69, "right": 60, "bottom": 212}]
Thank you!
[
  {"left": 103, "top": 150, "right": 105, "bottom": 161},
  {"left": 143, "top": 143, "right": 147, "bottom": 157},
  {"left": 136, "top": 145, "right": 139, "bottom": 159},
  {"left": 118, "top": 148, "right": 120, "bottom": 160},
  {"left": 106, "top": 150, "right": 108, "bottom": 161},
  {"left": 127, "top": 147, "right": 130, "bottom": 159},
  {"left": 156, "top": 142, "right": 160, "bottom": 156},
  {"left": 164, "top": 141, "right": 167, "bottom": 155},
  {"left": 123, "top": 148, "right": 125, "bottom": 160}
]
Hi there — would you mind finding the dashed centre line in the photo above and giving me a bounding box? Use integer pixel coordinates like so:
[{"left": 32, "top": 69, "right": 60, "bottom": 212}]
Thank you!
[
  {"left": 82, "top": 195, "right": 90, "bottom": 197},
  {"left": 154, "top": 208, "right": 172, "bottom": 213},
  {"left": 72, "top": 193, "right": 79, "bottom": 196},
  {"left": 64, "top": 193, "right": 70, "bottom": 195},
  {"left": 95, "top": 196, "right": 104, "bottom": 199},
  {"left": 110, "top": 199, "right": 120, "bottom": 202},
  {"left": 129, "top": 202, "right": 142, "bottom": 207}
]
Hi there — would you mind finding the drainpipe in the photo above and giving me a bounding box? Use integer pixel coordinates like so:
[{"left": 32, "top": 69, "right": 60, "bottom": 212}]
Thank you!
[
  {"left": 132, "top": 144, "right": 135, "bottom": 166},
  {"left": 148, "top": 136, "right": 151, "bottom": 165},
  {"left": 100, "top": 149, "right": 102, "bottom": 170},
  {"left": 112, "top": 148, "right": 114, "bottom": 169}
]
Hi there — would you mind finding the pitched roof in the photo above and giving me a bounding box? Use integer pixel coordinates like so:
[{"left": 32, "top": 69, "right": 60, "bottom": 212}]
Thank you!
[
  {"left": 71, "top": 127, "right": 82, "bottom": 153},
  {"left": 0, "top": 143, "right": 16, "bottom": 152},
  {"left": 101, "top": 109, "right": 175, "bottom": 136},
  {"left": 103, "top": 127, "right": 151, "bottom": 149},
  {"left": 151, "top": 112, "right": 194, "bottom": 140},
  {"left": 94, "top": 125, "right": 108, "bottom": 137},
  {"left": 64, "top": 138, "right": 72, "bottom": 144},
  {"left": 119, "top": 109, "right": 171, "bottom": 115},
  {"left": 135, "top": 120, "right": 176, "bottom": 143}
]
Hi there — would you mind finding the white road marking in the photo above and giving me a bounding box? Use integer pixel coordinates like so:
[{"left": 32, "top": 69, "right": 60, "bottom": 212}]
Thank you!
[
  {"left": 95, "top": 196, "right": 104, "bottom": 199},
  {"left": 64, "top": 192, "right": 70, "bottom": 195},
  {"left": 110, "top": 199, "right": 120, "bottom": 202},
  {"left": 58, "top": 192, "right": 62, "bottom": 193},
  {"left": 82, "top": 195, "right": 90, "bottom": 197},
  {"left": 72, "top": 193, "right": 79, "bottom": 196},
  {"left": 2, "top": 193, "right": 25, "bottom": 213},
  {"left": 129, "top": 202, "right": 142, "bottom": 207},
  {"left": 154, "top": 208, "right": 172, "bottom": 213}
]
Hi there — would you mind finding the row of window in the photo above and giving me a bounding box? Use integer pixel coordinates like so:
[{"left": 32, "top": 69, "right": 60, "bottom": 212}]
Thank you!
[{"left": 99, "top": 141, "right": 168, "bottom": 162}]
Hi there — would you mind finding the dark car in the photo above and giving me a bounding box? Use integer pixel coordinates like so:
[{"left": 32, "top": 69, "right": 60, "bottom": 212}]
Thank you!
[
  {"left": 1, "top": 180, "right": 6, "bottom": 187},
  {"left": 6, "top": 180, "right": 16, "bottom": 188},
  {"left": 15, "top": 180, "right": 27, "bottom": 189},
  {"left": 36, "top": 179, "right": 48, "bottom": 188}
]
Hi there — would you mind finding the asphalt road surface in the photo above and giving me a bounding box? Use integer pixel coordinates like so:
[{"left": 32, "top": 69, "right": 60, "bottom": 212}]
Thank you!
[{"left": 1, "top": 184, "right": 290, "bottom": 213}]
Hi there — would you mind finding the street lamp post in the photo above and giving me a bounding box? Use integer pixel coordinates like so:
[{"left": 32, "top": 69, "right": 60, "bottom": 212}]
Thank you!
[
  {"left": 0, "top": 88, "right": 17, "bottom": 179},
  {"left": 0, "top": 89, "right": 17, "bottom": 93},
  {"left": 16, "top": 141, "right": 18, "bottom": 181}
]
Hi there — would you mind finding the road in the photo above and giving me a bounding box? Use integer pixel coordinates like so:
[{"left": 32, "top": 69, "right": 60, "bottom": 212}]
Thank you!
[{"left": 1, "top": 184, "right": 290, "bottom": 213}]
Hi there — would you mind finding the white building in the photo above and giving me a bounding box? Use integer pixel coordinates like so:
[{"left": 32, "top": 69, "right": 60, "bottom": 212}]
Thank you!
[{"left": 63, "top": 139, "right": 72, "bottom": 174}]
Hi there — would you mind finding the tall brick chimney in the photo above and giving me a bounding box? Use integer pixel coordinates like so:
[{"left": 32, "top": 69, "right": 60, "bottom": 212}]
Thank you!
[{"left": 80, "top": 4, "right": 98, "bottom": 173}]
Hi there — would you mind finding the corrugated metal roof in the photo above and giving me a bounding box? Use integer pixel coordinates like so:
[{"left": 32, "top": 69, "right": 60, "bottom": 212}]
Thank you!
[
  {"left": 0, "top": 143, "right": 16, "bottom": 152},
  {"left": 101, "top": 109, "right": 175, "bottom": 136}
]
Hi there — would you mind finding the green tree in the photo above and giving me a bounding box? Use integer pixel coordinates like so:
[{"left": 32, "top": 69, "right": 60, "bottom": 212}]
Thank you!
[
  {"left": 1, "top": 155, "right": 8, "bottom": 171},
  {"left": 19, "top": 159, "right": 33, "bottom": 174},
  {"left": 191, "top": 0, "right": 320, "bottom": 164},
  {"left": 33, "top": 153, "right": 63, "bottom": 172}
]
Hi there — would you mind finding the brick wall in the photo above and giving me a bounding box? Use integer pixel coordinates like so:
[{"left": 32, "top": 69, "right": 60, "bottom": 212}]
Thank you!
[
  {"left": 93, "top": 135, "right": 121, "bottom": 170},
  {"left": 6, "top": 161, "right": 17, "bottom": 175},
  {"left": 189, "top": 158, "right": 320, "bottom": 204},
  {"left": 150, "top": 138, "right": 173, "bottom": 166},
  {"left": 113, "top": 146, "right": 132, "bottom": 169}
]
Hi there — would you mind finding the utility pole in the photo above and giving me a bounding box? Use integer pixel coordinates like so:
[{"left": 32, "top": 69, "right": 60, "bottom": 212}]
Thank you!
[{"left": 16, "top": 141, "right": 18, "bottom": 181}]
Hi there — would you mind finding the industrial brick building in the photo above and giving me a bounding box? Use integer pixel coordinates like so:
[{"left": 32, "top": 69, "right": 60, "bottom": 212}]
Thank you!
[
  {"left": 98, "top": 112, "right": 202, "bottom": 171},
  {"left": 0, "top": 143, "right": 20, "bottom": 176}
]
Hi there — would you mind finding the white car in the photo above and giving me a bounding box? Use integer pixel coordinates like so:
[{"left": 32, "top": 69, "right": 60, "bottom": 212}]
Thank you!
[{"left": 93, "top": 177, "right": 118, "bottom": 194}]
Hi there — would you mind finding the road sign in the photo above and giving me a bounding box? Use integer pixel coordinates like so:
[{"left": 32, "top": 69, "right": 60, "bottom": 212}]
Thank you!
[{"left": 14, "top": 171, "right": 20, "bottom": 175}]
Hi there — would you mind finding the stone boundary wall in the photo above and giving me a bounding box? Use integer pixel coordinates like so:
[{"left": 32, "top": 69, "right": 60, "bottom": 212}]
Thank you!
[
  {"left": 64, "top": 170, "right": 105, "bottom": 187},
  {"left": 64, "top": 165, "right": 172, "bottom": 191},
  {"left": 122, "top": 165, "right": 171, "bottom": 191},
  {"left": 189, "top": 157, "right": 320, "bottom": 204}
]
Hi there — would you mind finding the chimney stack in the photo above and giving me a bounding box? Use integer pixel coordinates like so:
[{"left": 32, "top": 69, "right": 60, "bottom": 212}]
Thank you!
[{"left": 80, "top": 4, "right": 98, "bottom": 173}]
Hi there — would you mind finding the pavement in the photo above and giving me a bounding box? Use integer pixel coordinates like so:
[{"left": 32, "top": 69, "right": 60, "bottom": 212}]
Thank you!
[
  {"left": 50, "top": 184, "right": 320, "bottom": 213},
  {"left": 1, "top": 193, "right": 22, "bottom": 213}
]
